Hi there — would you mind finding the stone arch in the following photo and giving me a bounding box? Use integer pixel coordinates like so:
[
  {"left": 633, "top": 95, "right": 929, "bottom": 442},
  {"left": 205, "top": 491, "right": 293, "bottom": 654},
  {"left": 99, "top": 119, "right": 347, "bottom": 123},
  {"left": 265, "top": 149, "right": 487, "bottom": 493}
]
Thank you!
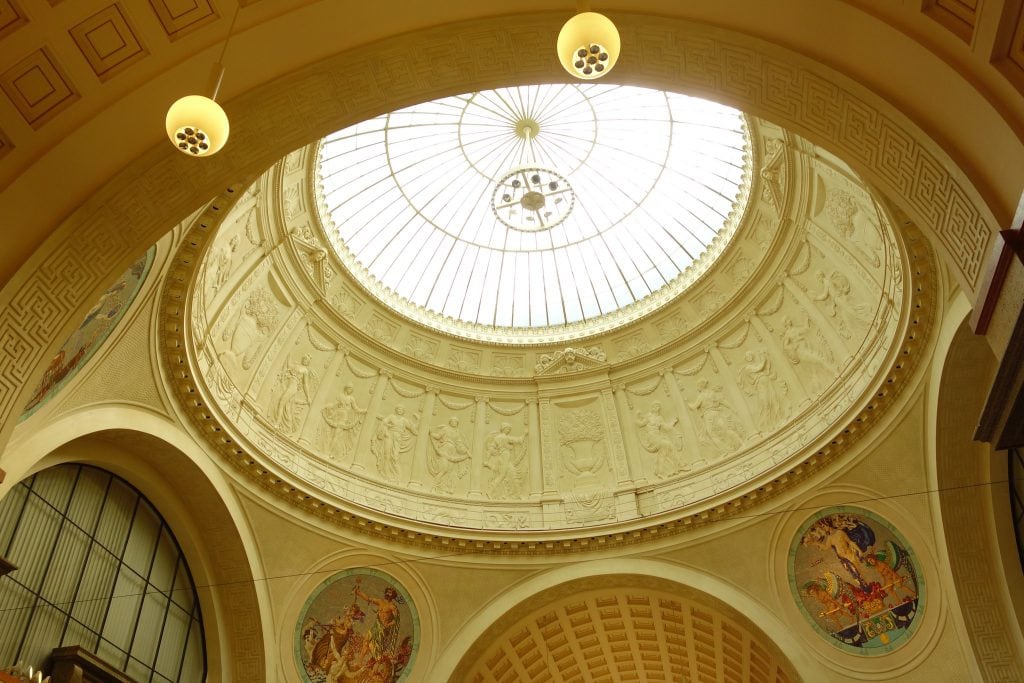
[
  {"left": 432, "top": 557, "right": 826, "bottom": 681},
  {"left": 930, "top": 297, "right": 1024, "bottom": 679},
  {"left": 0, "top": 11, "right": 999, "bottom": 454},
  {"left": 0, "top": 405, "right": 271, "bottom": 682}
]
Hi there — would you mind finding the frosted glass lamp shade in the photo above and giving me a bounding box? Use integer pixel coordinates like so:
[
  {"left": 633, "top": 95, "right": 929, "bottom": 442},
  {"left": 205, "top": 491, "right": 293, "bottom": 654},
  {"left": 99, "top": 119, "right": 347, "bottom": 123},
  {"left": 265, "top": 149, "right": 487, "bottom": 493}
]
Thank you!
[
  {"left": 557, "top": 11, "right": 620, "bottom": 80},
  {"left": 166, "top": 95, "right": 229, "bottom": 156}
]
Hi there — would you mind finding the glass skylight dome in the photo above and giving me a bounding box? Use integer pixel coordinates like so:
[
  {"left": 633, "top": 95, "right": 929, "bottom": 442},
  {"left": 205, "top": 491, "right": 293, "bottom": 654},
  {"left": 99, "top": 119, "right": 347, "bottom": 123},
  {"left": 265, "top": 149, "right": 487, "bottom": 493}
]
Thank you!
[{"left": 316, "top": 84, "right": 751, "bottom": 341}]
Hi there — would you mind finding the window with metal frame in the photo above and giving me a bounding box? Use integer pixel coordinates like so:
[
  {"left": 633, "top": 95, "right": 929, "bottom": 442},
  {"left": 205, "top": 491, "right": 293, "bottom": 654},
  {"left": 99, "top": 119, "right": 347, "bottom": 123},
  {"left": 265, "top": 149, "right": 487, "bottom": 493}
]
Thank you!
[{"left": 0, "top": 464, "right": 206, "bottom": 682}]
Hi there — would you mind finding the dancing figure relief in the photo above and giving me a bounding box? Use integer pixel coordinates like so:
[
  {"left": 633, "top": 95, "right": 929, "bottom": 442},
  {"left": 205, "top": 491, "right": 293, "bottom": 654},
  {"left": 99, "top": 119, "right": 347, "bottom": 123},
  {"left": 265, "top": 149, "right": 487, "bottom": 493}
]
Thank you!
[
  {"left": 484, "top": 423, "right": 528, "bottom": 500},
  {"left": 370, "top": 406, "right": 419, "bottom": 483},
  {"left": 634, "top": 401, "right": 689, "bottom": 479},
  {"left": 781, "top": 316, "right": 835, "bottom": 394},
  {"left": 273, "top": 354, "right": 317, "bottom": 436},
  {"left": 207, "top": 234, "right": 239, "bottom": 294},
  {"left": 738, "top": 349, "right": 789, "bottom": 432},
  {"left": 320, "top": 384, "right": 366, "bottom": 461},
  {"left": 809, "top": 270, "right": 873, "bottom": 339},
  {"left": 427, "top": 417, "right": 472, "bottom": 494},
  {"left": 686, "top": 378, "right": 744, "bottom": 455}
]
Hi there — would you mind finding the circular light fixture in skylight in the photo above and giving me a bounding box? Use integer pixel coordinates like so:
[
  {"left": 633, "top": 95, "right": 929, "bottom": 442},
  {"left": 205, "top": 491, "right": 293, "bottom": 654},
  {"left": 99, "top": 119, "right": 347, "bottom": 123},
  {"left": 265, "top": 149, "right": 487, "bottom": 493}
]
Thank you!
[{"left": 316, "top": 84, "right": 751, "bottom": 342}]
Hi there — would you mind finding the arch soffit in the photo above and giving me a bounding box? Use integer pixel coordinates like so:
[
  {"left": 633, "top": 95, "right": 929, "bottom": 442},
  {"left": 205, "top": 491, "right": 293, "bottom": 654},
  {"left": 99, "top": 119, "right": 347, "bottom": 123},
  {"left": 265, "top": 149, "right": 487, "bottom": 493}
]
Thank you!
[
  {"left": 0, "top": 405, "right": 272, "bottom": 683},
  {"left": 433, "top": 558, "right": 827, "bottom": 681},
  {"left": 0, "top": 11, "right": 997, "bottom": 457}
]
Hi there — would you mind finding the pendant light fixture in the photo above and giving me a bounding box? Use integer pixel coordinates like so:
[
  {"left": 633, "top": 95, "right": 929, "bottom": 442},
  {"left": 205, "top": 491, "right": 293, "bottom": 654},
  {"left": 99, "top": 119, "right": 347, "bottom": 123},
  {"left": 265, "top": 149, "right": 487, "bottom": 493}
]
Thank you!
[
  {"left": 165, "top": 5, "right": 240, "bottom": 157},
  {"left": 557, "top": 1, "right": 620, "bottom": 80}
]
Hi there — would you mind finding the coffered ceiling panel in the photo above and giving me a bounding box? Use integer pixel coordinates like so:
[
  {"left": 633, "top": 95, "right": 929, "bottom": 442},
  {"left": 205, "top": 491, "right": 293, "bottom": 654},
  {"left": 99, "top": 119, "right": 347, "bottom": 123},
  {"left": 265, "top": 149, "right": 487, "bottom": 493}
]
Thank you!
[
  {"left": 148, "top": 0, "right": 219, "bottom": 41},
  {"left": 923, "top": 0, "right": 978, "bottom": 42},
  {"left": 466, "top": 587, "right": 795, "bottom": 683},
  {"left": 0, "top": 126, "right": 12, "bottom": 160},
  {"left": 0, "top": 47, "right": 78, "bottom": 129},
  {"left": 0, "top": 0, "right": 26, "bottom": 41},
  {"left": 69, "top": 4, "right": 148, "bottom": 81}
]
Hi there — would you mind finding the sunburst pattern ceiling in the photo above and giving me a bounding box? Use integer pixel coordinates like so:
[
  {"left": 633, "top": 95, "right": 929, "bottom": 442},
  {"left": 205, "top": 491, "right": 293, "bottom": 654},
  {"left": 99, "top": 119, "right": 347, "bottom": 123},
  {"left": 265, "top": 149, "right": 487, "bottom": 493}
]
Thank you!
[{"left": 317, "top": 84, "right": 750, "bottom": 335}]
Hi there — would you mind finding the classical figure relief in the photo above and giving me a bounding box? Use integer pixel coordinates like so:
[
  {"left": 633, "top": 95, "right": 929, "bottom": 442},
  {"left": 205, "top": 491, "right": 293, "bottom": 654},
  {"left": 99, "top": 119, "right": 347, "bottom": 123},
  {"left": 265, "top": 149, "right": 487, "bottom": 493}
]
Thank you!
[
  {"left": 484, "top": 423, "right": 528, "bottom": 499},
  {"left": 738, "top": 349, "right": 789, "bottom": 432},
  {"left": 635, "top": 401, "right": 689, "bottom": 479},
  {"left": 207, "top": 234, "right": 239, "bottom": 294},
  {"left": 273, "top": 354, "right": 318, "bottom": 436},
  {"left": 808, "top": 270, "right": 873, "bottom": 339},
  {"left": 427, "top": 417, "right": 472, "bottom": 494},
  {"left": 320, "top": 384, "right": 366, "bottom": 461},
  {"left": 370, "top": 406, "right": 419, "bottom": 482},
  {"left": 220, "top": 287, "right": 279, "bottom": 372},
  {"left": 686, "top": 378, "right": 744, "bottom": 454},
  {"left": 781, "top": 316, "right": 834, "bottom": 393},
  {"left": 825, "top": 189, "right": 883, "bottom": 267}
]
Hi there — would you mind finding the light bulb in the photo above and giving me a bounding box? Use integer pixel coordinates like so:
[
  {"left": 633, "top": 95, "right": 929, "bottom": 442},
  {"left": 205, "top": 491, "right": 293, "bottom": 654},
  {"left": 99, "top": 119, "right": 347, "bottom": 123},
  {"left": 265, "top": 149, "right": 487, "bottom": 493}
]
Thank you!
[
  {"left": 557, "top": 11, "right": 620, "bottom": 80},
  {"left": 166, "top": 95, "right": 229, "bottom": 157}
]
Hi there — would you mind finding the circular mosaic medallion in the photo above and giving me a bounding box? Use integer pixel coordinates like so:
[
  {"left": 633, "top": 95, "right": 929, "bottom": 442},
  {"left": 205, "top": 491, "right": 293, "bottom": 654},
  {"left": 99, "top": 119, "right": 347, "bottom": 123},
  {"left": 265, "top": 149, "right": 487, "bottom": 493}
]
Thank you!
[
  {"left": 296, "top": 568, "right": 419, "bottom": 682},
  {"left": 788, "top": 507, "right": 924, "bottom": 654}
]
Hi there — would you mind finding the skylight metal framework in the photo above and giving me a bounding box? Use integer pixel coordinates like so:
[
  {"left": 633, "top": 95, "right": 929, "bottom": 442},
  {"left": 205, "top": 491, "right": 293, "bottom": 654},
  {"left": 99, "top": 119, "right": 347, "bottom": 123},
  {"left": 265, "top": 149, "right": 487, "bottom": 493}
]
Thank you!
[{"left": 317, "top": 84, "right": 750, "bottom": 333}]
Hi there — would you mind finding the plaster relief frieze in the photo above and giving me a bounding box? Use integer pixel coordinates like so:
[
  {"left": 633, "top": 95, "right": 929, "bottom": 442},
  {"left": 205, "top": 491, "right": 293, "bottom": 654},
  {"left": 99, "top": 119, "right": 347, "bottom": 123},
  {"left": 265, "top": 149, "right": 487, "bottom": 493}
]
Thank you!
[
  {"left": 684, "top": 378, "right": 746, "bottom": 457},
  {"left": 370, "top": 404, "right": 420, "bottom": 483},
  {"left": 283, "top": 184, "right": 305, "bottom": 220},
  {"left": 330, "top": 286, "right": 363, "bottom": 319},
  {"left": 403, "top": 334, "right": 439, "bottom": 362},
  {"left": 446, "top": 346, "right": 481, "bottom": 373},
  {"left": 426, "top": 416, "right": 472, "bottom": 495},
  {"left": 614, "top": 331, "right": 651, "bottom": 362},
  {"left": 779, "top": 314, "right": 838, "bottom": 396},
  {"left": 365, "top": 315, "right": 398, "bottom": 344},
  {"left": 760, "top": 137, "right": 787, "bottom": 214},
  {"left": 634, "top": 400, "right": 690, "bottom": 480},
  {"left": 206, "top": 233, "right": 240, "bottom": 296},
  {"left": 483, "top": 421, "right": 528, "bottom": 500},
  {"left": 318, "top": 382, "right": 367, "bottom": 463},
  {"left": 218, "top": 286, "right": 282, "bottom": 376},
  {"left": 491, "top": 353, "right": 524, "bottom": 377},
  {"left": 736, "top": 348, "right": 791, "bottom": 434},
  {"left": 534, "top": 347, "right": 607, "bottom": 376},
  {"left": 271, "top": 353, "right": 319, "bottom": 437},
  {"left": 556, "top": 405, "right": 610, "bottom": 485},
  {"left": 822, "top": 186, "right": 884, "bottom": 269},
  {"left": 655, "top": 310, "right": 688, "bottom": 342}
]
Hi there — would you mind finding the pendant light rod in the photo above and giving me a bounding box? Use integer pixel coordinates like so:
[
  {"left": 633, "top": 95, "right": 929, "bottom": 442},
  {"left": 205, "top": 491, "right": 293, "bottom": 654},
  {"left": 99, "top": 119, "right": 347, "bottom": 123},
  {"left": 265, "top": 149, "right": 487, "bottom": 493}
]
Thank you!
[
  {"left": 212, "top": 3, "right": 241, "bottom": 100},
  {"left": 208, "top": 62, "right": 226, "bottom": 101}
]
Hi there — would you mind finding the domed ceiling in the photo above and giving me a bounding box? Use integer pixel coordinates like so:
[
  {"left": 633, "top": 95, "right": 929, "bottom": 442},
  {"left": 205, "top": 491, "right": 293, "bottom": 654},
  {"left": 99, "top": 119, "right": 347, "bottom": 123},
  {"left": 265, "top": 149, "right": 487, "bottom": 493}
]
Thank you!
[
  {"left": 168, "top": 86, "right": 933, "bottom": 548},
  {"left": 317, "top": 84, "right": 750, "bottom": 340}
]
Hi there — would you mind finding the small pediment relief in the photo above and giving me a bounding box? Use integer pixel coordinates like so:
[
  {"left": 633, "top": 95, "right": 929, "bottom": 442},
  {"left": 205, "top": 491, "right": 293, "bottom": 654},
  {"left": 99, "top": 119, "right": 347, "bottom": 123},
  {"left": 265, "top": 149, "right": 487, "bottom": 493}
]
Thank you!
[{"left": 534, "top": 347, "right": 607, "bottom": 376}]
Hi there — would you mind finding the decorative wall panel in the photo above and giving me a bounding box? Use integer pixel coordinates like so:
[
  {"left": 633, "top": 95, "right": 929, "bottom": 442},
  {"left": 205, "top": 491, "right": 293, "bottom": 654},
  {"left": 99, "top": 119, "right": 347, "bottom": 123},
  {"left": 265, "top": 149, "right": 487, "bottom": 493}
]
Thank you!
[
  {"left": 789, "top": 507, "right": 923, "bottom": 654},
  {"left": 296, "top": 568, "right": 418, "bottom": 682},
  {"left": 20, "top": 247, "right": 154, "bottom": 419}
]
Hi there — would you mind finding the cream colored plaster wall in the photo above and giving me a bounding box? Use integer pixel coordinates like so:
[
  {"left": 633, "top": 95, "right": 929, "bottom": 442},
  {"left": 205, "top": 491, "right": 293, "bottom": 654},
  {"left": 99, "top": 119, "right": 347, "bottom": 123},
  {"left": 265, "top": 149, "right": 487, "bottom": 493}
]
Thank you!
[{"left": 214, "top": 381, "right": 978, "bottom": 681}]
